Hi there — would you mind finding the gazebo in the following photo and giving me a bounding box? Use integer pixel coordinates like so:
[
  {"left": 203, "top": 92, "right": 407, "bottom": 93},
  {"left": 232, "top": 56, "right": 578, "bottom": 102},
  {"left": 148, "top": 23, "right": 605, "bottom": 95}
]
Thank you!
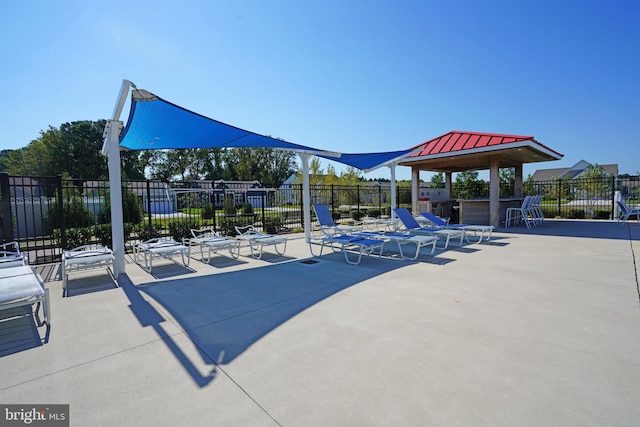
[{"left": 400, "top": 131, "right": 564, "bottom": 227}]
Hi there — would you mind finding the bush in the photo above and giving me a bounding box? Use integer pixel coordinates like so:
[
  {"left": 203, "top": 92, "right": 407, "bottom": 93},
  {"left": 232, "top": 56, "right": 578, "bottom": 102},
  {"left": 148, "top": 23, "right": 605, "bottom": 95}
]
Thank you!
[
  {"left": 594, "top": 210, "right": 610, "bottom": 219},
  {"left": 223, "top": 197, "right": 236, "bottom": 216},
  {"left": 54, "top": 227, "right": 93, "bottom": 250},
  {"left": 242, "top": 202, "right": 254, "bottom": 214},
  {"left": 263, "top": 217, "right": 282, "bottom": 234},
  {"left": 568, "top": 209, "right": 585, "bottom": 219},
  {"left": 367, "top": 208, "right": 380, "bottom": 218},
  {"left": 135, "top": 223, "right": 162, "bottom": 242},
  {"left": 47, "top": 197, "right": 95, "bottom": 230},
  {"left": 219, "top": 216, "right": 254, "bottom": 236},
  {"left": 168, "top": 220, "right": 199, "bottom": 242},
  {"left": 99, "top": 188, "right": 143, "bottom": 225},
  {"left": 351, "top": 210, "right": 364, "bottom": 221},
  {"left": 93, "top": 223, "right": 134, "bottom": 247},
  {"left": 201, "top": 203, "right": 214, "bottom": 220}
]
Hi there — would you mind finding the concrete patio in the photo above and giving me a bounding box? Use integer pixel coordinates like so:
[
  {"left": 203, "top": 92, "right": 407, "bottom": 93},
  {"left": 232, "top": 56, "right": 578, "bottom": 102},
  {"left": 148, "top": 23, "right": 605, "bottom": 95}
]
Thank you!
[{"left": 1, "top": 220, "right": 639, "bottom": 426}]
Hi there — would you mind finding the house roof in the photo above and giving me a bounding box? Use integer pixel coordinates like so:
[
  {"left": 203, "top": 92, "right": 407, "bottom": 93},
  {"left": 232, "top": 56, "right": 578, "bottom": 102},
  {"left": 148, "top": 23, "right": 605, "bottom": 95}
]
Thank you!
[
  {"left": 531, "top": 161, "right": 619, "bottom": 181},
  {"left": 399, "top": 130, "right": 563, "bottom": 173}
]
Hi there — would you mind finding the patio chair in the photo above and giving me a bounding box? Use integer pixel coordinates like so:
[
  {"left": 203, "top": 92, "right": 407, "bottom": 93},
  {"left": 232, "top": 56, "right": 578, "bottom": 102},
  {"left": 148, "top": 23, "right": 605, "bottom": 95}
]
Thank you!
[
  {"left": 393, "top": 208, "right": 465, "bottom": 249},
  {"left": 0, "top": 241, "right": 27, "bottom": 268},
  {"left": 419, "top": 211, "right": 494, "bottom": 243},
  {"left": 184, "top": 228, "right": 240, "bottom": 263},
  {"left": 617, "top": 201, "right": 640, "bottom": 225},
  {"left": 0, "top": 265, "right": 50, "bottom": 326},
  {"left": 505, "top": 196, "right": 535, "bottom": 228},
  {"left": 234, "top": 226, "right": 287, "bottom": 260},
  {"left": 62, "top": 244, "right": 117, "bottom": 294},
  {"left": 134, "top": 237, "right": 190, "bottom": 273},
  {"left": 313, "top": 204, "right": 363, "bottom": 236},
  {"left": 310, "top": 232, "right": 386, "bottom": 265}
]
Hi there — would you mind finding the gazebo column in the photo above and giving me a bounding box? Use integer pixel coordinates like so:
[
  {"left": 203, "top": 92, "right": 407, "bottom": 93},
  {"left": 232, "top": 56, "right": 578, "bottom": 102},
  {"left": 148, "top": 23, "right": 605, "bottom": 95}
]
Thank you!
[
  {"left": 445, "top": 172, "right": 453, "bottom": 193},
  {"left": 514, "top": 164, "right": 523, "bottom": 198},
  {"left": 489, "top": 156, "right": 500, "bottom": 227},
  {"left": 411, "top": 166, "right": 420, "bottom": 213}
]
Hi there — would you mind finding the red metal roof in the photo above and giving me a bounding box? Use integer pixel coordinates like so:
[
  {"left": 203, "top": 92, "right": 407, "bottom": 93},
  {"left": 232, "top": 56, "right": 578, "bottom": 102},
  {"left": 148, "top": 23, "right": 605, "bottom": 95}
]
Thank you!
[{"left": 409, "top": 130, "right": 561, "bottom": 158}]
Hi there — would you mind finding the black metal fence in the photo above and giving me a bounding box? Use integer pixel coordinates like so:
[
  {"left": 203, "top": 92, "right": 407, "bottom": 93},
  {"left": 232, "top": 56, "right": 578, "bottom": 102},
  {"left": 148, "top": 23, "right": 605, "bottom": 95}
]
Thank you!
[{"left": 1, "top": 172, "right": 638, "bottom": 265}]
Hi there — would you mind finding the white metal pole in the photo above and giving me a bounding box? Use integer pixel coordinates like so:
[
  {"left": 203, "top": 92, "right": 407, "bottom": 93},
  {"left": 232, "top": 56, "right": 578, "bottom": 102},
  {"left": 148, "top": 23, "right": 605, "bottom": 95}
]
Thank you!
[
  {"left": 102, "top": 79, "right": 133, "bottom": 276},
  {"left": 299, "top": 153, "right": 312, "bottom": 243},
  {"left": 389, "top": 162, "right": 397, "bottom": 220},
  {"left": 106, "top": 120, "right": 125, "bottom": 276}
]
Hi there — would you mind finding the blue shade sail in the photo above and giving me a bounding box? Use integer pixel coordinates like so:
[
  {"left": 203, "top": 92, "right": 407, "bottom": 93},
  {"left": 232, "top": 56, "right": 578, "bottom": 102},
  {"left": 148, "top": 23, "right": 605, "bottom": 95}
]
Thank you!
[
  {"left": 119, "top": 89, "right": 334, "bottom": 154},
  {"left": 319, "top": 150, "right": 415, "bottom": 173}
]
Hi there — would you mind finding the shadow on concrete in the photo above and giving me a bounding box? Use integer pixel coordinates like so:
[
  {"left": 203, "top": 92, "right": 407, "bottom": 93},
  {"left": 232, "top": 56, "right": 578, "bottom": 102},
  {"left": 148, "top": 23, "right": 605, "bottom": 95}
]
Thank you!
[
  {"left": 0, "top": 306, "right": 49, "bottom": 357},
  {"left": 123, "top": 257, "right": 407, "bottom": 386},
  {"left": 499, "top": 219, "right": 640, "bottom": 240}
]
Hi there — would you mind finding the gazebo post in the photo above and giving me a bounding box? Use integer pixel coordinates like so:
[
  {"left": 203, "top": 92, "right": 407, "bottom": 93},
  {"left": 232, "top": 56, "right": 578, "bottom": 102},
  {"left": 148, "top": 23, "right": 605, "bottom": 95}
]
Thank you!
[
  {"left": 514, "top": 164, "right": 523, "bottom": 198},
  {"left": 489, "top": 156, "right": 500, "bottom": 227},
  {"left": 411, "top": 166, "right": 420, "bottom": 213}
]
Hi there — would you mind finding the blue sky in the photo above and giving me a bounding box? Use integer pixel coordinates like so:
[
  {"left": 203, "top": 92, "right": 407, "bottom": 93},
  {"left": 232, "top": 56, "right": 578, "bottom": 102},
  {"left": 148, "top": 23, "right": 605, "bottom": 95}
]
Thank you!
[{"left": 1, "top": 0, "right": 638, "bottom": 181}]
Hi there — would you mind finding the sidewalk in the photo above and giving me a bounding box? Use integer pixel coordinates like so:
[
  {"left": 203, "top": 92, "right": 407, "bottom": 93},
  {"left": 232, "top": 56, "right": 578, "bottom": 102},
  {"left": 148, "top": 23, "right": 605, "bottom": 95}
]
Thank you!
[{"left": 1, "top": 220, "right": 639, "bottom": 426}]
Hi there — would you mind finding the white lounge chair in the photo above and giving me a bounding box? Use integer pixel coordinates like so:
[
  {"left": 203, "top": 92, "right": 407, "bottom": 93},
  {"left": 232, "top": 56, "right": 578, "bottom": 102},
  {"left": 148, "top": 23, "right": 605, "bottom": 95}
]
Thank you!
[
  {"left": 0, "top": 241, "right": 27, "bottom": 268},
  {"left": 358, "top": 231, "right": 438, "bottom": 260},
  {"left": 134, "top": 238, "right": 190, "bottom": 273},
  {"left": 419, "top": 211, "right": 494, "bottom": 243},
  {"left": 617, "top": 200, "right": 640, "bottom": 225},
  {"left": 62, "top": 244, "right": 117, "bottom": 294},
  {"left": 234, "top": 226, "right": 287, "bottom": 260},
  {"left": 394, "top": 208, "right": 465, "bottom": 249},
  {"left": 0, "top": 265, "right": 50, "bottom": 326},
  {"left": 311, "top": 232, "right": 386, "bottom": 265},
  {"left": 184, "top": 228, "right": 240, "bottom": 263},
  {"left": 313, "top": 204, "right": 363, "bottom": 236}
]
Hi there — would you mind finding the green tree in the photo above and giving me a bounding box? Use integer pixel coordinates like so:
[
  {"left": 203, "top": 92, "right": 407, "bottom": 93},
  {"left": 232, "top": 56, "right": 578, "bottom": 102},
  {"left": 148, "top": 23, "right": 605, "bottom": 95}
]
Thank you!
[
  {"left": 453, "top": 171, "right": 481, "bottom": 199},
  {"left": 1, "top": 119, "right": 119, "bottom": 179},
  {"left": 430, "top": 173, "right": 445, "bottom": 188}
]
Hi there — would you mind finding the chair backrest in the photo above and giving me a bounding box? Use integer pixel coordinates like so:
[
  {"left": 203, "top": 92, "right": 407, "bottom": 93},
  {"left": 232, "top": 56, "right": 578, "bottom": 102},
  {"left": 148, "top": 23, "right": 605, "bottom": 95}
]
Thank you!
[
  {"left": 0, "top": 241, "right": 25, "bottom": 268},
  {"left": 393, "top": 208, "right": 421, "bottom": 230},
  {"left": 521, "top": 195, "right": 532, "bottom": 209},
  {"left": 617, "top": 201, "right": 629, "bottom": 215},
  {"left": 191, "top": 228, "right": 219, "bottom": 239},
  {"left": 313, "top": 205, "right": 336, "bottom": 227},
  {"left": 419, "top": 212, "right": 447, "bottom": 227}
]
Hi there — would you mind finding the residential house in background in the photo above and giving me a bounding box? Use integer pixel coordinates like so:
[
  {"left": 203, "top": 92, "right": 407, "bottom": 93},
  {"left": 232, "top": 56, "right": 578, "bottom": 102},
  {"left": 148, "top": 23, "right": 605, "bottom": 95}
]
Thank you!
[{"left": 531, "top": 160, "right": 618, "bottom": 181}]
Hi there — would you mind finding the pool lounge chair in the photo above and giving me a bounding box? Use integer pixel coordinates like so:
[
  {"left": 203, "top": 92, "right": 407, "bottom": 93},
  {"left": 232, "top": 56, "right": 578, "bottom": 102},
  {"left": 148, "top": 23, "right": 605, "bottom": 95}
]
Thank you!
[
  {"left": 134, "top": 238, "right": 190, "bottom": 273},
  {"left": 184, "top": 228, "right": 240, "bottom": 263},
  {"left": 313, "top": 204, "right": 363, "bottom": 236},
  {"left": 235, "top": 226, "right": 287, "bottom": 260},
  {"left": 62, "top": 244, "right": 117, "bottom": 294},
  {"left": 358, "top": 231, "right": 438, "bottom": 260},
  {"left": 393, "top": 208, "right": 465, "bottom": 249},
  {"left": 0, "top": 241, "right": 27, "bottom": 268},
  {"left": 419, "top": 211, "right": 494, "bottom": 243},
  {"left": 311, "top": 232, "right": 386, "bottom": 265},
  {"left": 617, "top": 201, "right": 640, "bottom": 225},
  {"left": 0, "top": 265, "right": 50, "bottom": 326}
]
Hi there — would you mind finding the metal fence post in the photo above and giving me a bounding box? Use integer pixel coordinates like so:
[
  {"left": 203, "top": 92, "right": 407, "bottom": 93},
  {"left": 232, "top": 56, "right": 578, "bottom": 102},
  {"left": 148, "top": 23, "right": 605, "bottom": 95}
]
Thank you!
[
  {"left": 146, "top": 180, "right": 152, "bottom": 235},
  {"left": 0, "top": 172, "right": 13, "bottom": 243},
  {"left": 56, "top": 175, "right": 67, "bottom": 250}
]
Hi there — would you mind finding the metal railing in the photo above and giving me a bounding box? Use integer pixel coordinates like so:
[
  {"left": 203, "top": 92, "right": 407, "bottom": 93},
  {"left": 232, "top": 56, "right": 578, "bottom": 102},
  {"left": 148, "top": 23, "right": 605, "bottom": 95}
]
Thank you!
[{"left": 1, "top": 173, "right": 638, "bottom": 265}]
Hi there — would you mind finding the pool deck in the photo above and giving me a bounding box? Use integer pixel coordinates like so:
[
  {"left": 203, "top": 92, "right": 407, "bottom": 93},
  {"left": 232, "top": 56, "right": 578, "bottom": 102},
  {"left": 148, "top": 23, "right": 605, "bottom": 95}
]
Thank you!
[{"left": 1, "top": 219, "right": 639, "bottom": 426}]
